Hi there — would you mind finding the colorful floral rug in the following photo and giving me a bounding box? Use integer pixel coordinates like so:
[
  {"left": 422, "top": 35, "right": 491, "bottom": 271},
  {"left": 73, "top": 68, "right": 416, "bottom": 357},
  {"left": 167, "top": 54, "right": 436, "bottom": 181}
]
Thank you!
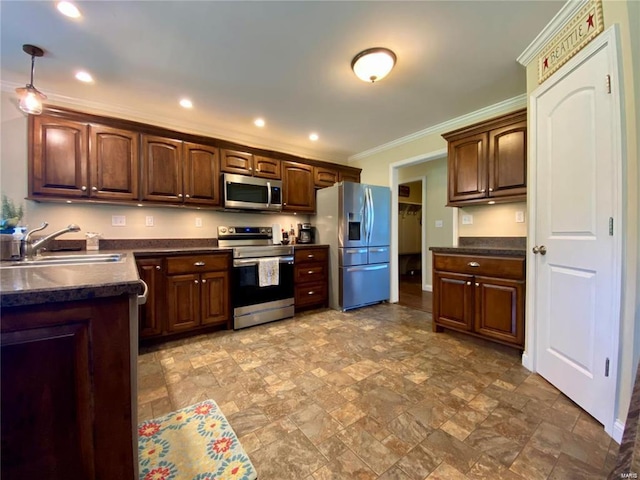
[{"left": 138, "top": 399, "right": 257, "bottom": 480}]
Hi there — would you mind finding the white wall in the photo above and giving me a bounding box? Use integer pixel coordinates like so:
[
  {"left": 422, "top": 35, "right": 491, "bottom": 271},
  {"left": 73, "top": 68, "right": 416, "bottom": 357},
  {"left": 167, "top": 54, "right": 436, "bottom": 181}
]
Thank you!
[
  {"left": 458, "top": 202, "right": 527, "bottom": 237},
  {"left": 0, "top": 92, "right": 308, "bottom": 241}
]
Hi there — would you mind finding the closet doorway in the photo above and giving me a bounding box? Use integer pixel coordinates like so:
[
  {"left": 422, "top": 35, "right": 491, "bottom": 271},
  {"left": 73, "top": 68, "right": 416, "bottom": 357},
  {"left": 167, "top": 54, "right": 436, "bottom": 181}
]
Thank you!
[{"left": 397, "top": 178, "right": 432, "bottom": 313}]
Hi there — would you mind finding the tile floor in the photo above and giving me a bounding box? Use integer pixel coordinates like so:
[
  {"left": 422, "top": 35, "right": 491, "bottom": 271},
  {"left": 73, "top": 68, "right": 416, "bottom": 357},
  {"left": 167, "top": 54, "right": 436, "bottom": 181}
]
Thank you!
[{"left": 138, "top": 304, "right": 619, "bottom": 479}]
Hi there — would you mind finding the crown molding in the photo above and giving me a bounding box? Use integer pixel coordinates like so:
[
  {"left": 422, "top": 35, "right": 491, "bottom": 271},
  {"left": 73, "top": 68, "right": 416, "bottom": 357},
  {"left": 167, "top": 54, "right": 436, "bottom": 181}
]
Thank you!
[
  {"left": 1, "top": 80, "right": 346, "bottom": 164},
  {"left": 348, "top": 95, "right": 527, "bottom": 162},
  {"left": 517, "top": 0, "right": 589, "bottom": 66}
]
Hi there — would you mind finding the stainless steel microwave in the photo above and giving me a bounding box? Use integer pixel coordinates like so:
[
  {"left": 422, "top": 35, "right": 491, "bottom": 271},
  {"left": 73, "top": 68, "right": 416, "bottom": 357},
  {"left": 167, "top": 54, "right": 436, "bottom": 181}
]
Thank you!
[{"left": 223, "top": 173, "right": 283, "bottom": 212}]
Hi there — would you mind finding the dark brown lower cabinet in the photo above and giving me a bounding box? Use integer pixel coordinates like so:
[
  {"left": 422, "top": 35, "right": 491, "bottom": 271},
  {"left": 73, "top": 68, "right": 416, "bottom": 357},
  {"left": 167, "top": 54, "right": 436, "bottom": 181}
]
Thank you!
[
  {"left": 294, "top": 246, "right": 329, "bottom": 311},
  {"left": 137, "top": 257, "right": 164, "bottom": 338},
  {"left": 1, "top": 296, "right": 135, "bottom": 479},
  {"left": 432, "top": 253, "right": 525, "bottom": 349}
]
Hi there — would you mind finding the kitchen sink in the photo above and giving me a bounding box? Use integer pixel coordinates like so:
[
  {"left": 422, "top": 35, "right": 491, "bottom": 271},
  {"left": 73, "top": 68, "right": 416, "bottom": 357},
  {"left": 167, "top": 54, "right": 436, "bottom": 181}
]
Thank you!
[{"left": 2, "top": 253, "right": 124, "bottom": 267}]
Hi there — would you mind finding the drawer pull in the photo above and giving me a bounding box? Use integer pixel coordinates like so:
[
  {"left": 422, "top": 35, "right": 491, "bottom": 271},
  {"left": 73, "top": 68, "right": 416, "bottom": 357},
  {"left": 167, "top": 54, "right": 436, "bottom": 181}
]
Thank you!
[
  {"left": 308, "top": 270, "right": 314, "bottom": 274},
  {"left": 475, "top": 282, "right": 479, "bottom": 287},
  {"left": 307, "top": 254, "right": 314, "bottom": 258},
  {"left": 308, "top": 291, "right": 315, "bottom": 295},
  {"left": 194, "top": 280, "right": 199, "bottom": 284},
  {"left": 466, "top": 281, "right": 471, "bottom": 286},
  {"left": 202, "top": 279, "right": 207, "bottom": 283},
  {"left": 468, "top": 262, "right": 480, "bottom": 267},
  {"left": 155, "top": 265, "right": 161, "bottom": 270},
  {"left": 194, "top": 261, "right": 206, "bottom": 266}
]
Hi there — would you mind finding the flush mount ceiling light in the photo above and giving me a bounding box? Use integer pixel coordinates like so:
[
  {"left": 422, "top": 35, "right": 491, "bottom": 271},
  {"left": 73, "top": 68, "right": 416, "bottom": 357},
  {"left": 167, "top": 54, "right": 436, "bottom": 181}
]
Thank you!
[
  {"left": 15, "top": 44, "right": 47, "bottom": 115},
  {"left": 351, "top": 47, "right": 397, "bottom": 83}
]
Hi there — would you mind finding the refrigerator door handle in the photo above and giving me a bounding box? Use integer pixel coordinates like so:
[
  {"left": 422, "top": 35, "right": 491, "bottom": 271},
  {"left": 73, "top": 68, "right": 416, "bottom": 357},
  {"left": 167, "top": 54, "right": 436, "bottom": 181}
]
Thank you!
[
  {"left": 367, "top": 187, "right": 375, "bottom": 244},
  {"left": 346, "top": 264, "right": 388, "bottom": 273},
  {"left": 363, "top": 186, "right": 370, "bottom": 244}
]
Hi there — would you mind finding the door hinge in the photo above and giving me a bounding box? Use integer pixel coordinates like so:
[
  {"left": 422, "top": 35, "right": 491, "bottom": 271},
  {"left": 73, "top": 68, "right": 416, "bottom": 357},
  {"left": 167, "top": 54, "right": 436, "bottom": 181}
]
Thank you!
[
  {"left": 606, "top": 74, "right": 611, "bottom": 94},
  {"left": 609, "top": 217, "right": 614, "bottom": 236},
  {"left": 605, "top": 358, "right": 610, "bottom": 377}
]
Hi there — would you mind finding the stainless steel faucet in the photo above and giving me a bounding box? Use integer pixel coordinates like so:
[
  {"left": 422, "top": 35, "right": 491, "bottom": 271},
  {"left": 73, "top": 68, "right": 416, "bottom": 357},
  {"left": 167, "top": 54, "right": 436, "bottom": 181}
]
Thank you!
[{"left": 22, "top": 222, "right": 81, "bottom": 259}]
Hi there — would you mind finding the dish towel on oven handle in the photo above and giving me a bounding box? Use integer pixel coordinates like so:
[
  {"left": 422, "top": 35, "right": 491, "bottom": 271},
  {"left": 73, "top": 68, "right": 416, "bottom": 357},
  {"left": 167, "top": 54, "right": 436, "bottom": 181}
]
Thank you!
[{"left": 258, "top": 257, "right": 279, "bottom": 287}]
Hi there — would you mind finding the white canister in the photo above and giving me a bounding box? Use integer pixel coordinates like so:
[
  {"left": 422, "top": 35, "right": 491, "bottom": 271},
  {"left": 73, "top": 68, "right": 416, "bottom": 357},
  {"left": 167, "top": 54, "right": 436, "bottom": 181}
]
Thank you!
[{"left": 86, "top": 232, "right": 101, "bottom": 251}]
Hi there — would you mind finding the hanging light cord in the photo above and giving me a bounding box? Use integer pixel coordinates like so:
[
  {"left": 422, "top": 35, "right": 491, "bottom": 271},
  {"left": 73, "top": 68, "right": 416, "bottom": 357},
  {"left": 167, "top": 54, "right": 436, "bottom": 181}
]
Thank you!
[{"left": 28, "top": 54, "right": 36, "bottom": 88}]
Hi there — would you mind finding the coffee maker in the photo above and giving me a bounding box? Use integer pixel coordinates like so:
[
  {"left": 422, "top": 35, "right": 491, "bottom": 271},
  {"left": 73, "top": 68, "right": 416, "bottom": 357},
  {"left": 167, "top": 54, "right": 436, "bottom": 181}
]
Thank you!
[{"left": 297, "top": 223, "right": 314, "bottom": 244}]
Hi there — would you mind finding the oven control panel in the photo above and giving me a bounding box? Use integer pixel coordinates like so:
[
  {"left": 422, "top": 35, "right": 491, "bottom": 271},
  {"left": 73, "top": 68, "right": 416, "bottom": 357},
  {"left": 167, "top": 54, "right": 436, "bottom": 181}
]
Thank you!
[{"left": 218, "top": 226, "right": 272, "bottom": 240}]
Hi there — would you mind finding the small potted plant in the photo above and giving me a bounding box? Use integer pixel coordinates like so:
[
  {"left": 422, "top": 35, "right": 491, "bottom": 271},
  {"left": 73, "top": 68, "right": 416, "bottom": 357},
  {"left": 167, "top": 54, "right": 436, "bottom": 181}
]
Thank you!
[{"left": 1, "top": 195, "right": 24, "bottom": 234}]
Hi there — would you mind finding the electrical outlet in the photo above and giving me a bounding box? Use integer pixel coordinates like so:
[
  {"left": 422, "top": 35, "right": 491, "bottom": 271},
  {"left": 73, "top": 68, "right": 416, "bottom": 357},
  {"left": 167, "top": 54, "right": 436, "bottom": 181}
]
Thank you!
[
  {"left": 111, "top": 215, "right": 126, "bottom": 226},
  {"left": 435, "top": 220, "right": 443, "bottom": 228},
  {"left": 195, "top": 217, "right": 202, "bottom": 228},
  {"left": 515, "top": 211, "right": 525, "bottom": 223},
  {"left": 462, "top": 214, "right": 473, "bottom": 225},
  {"left": 145, "top": 216, "right": 154, "bottom": 227}
]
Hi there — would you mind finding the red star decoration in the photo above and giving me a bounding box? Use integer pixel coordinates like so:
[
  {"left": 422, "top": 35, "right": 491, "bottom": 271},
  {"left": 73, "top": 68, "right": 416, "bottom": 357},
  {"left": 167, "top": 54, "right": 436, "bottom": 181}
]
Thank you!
[
  {"left": 587, "top": 13, "right": 595, "bottom": 29},
  {"left": 543, "top": 57, "right": 549, "bottom": 69}
]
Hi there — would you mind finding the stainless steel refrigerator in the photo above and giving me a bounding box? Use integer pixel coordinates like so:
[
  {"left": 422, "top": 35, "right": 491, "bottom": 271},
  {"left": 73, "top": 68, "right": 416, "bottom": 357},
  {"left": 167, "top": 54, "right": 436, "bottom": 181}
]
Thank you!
[{"left": 315, "top": 182, "right": 391, "bottom": 311}]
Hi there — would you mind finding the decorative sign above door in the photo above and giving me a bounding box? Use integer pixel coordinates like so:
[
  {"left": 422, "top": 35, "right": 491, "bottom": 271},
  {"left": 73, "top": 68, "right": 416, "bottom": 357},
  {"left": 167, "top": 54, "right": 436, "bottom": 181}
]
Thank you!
[{"left": 538, "top": 0, "right": 603, "bottom": 84}]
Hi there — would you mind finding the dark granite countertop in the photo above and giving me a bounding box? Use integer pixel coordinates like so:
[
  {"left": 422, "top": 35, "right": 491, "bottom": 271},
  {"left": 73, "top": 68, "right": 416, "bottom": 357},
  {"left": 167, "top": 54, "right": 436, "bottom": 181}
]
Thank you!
[
  {"left": 429, "top": 236, "right": 527, "bottom": 257},
  {"left": 1, "top": 251, "right": 143, "bottom": 308},
  {"left": 1, "top": 240, "right": 331, "bottom": 308}
]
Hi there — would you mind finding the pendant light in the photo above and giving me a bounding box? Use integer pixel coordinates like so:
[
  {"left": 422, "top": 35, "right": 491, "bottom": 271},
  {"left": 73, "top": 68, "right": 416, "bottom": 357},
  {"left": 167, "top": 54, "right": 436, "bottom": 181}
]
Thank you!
[
  {"left": 351, "top": 47, "right": 397, "bottom": 83},
  {"left": 15, "top": 44, "right": 47, "bottom": 115}
]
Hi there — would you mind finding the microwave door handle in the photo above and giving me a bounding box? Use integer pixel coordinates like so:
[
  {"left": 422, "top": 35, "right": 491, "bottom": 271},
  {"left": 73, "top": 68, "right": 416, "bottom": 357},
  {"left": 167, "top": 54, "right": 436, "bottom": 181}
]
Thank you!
[{"left": 267, "top": 181, "right": 271, "bottom": 207}]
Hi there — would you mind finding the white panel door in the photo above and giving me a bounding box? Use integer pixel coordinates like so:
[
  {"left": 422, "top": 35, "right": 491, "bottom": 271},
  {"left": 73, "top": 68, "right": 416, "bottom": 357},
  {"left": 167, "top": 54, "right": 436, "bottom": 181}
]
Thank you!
[{"left": 532, "top": 34, "right": 620, "bottom": 427}]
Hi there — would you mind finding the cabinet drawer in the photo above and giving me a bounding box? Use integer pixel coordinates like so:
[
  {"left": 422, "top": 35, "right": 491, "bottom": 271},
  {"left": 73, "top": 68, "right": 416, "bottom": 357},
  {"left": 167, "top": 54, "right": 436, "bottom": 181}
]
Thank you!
[
  {"left": 295, "top": 248, "right": 328, "bottom": 264},
  {"left": 295, "top": 264, "right": 327, "bottom": 283},
  {"left": 433, "top": 254, "right": 524, "bottom": 279},
  {"left": 166, "top": 254, "right": 229, "bottom": 275},
  {"left": 295, "top": 282, "right": 327, "bottom": 307}
]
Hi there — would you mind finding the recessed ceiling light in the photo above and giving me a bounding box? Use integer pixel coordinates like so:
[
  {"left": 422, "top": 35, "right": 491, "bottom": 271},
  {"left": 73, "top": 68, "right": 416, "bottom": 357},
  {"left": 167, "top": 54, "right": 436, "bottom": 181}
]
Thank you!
[
  {"left": 179, "top": 99, "right": 193, "bottom": 109},
  {"left": 57, "top": 1, "right": 81, "bottom": 18},
  {"left": 75, "top": 71, "right": 93, "bottom": 83},
  {"left": 254, "top": 118, "right": 265, "bottom": 128},
  {"left": 309, "top": 133, "right": 319, "bottom": 141}
]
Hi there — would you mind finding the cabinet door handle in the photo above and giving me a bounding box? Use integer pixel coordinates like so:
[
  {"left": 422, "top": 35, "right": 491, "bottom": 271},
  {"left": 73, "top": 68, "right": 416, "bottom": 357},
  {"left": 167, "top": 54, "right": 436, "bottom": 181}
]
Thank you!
[
  {"left": 466, "top": 281, "right": 471, "bottom": 286},
  {"left": 81, "top": 185, "right": 87, "bottom": 191},
  {"left": 489, "top": 188, "right": 493, "bottom": 192},
  {"left": 92, "top": 186, "right": 98, "bottom": 192},
  {"left": 468, "top": 262, "right": 480, "bottom": 267},
  {"left": 307, "top": 254, "right": 314, "bottom": 258},
  {"left": 475, "top": 282, "right": 479, "bottom": 287},
  {"left": 194, "top": 279, "right": 199, "bottom": 284},
  {"left": 178, "top": 193, "right": 183, "bottom": 198},
  {"left": 155, "top": 265, "right": 161, "bottom": 270},
  {"left": 185, "top": 194, "right": 190, "bottom": 198},
  {"left": 194, "top": 261, "right": 205, "bottom": 266},
  {"left": 308, "top": 291, "right": 315, "bottom": 295},
  {"left": 480, "top": 189, "right": 486, "bottom": 193},
  {"left": 308, "top": 270, "right": 314, "bottom": 274},
  {"left": 202, "top": 279, "right": 207, "bottom": 283}
]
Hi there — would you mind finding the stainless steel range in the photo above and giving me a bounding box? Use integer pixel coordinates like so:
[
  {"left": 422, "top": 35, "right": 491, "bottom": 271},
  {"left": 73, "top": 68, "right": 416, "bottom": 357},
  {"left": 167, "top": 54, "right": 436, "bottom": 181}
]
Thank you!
[{"left": 218, "top": 225, "right": 294, "bottom": 329}]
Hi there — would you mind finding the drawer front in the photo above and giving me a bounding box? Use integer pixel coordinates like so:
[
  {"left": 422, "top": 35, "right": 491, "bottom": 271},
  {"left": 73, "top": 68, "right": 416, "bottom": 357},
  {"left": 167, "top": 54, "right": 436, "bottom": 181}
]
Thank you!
[
  {"left": 295, "top": 281, "right": 327, "bottom": 307},
  {"left": 166, "top": 254, "right": 229, "bottom": 275},
  {"left": 295, "top": 264, "right": 327, "bottom": 283},
  {"left": 433, "top": 254, "right": 524, "bottom": 279},
  {"left": 295, "top": 247, "right": 328, "bottom": 264}
]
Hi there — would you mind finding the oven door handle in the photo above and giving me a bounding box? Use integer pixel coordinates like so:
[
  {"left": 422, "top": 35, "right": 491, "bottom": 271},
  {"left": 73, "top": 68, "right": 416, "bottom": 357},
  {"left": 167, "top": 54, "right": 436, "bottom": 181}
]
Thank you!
[{"left": 233, "top": 256, "right": 294, "bottom": 267}]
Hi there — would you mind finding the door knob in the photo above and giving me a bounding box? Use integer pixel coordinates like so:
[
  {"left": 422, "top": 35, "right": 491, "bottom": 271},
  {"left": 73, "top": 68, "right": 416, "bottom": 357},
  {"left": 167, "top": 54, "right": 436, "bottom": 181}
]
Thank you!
[{"left": 532, "top": 245, "right": 548, "bottom": 255}]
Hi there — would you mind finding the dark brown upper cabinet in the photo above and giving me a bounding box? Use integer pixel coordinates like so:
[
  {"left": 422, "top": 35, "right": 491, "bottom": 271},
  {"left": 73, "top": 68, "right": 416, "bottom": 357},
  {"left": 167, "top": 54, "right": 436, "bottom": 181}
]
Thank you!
[
  {"left": 141, "top": 135, "right": 183, "bottom": 203},
  {"left": 443, "top": 109, "right": 527, "bottom": 206},
  {"left": 183, "top": 142, "right": 221, "bottom": 206},
  {"left": 282, "top": 161, "right": 315, "bottom": 213},
  {"left": 30, "top": 115, "right": 139, "bottom": 201},
  {"left": 220, "top": 149, "right": 281, "bottom": 179},
  {"left": 314, "top": 166, "right": 339, "bottom": 188}
]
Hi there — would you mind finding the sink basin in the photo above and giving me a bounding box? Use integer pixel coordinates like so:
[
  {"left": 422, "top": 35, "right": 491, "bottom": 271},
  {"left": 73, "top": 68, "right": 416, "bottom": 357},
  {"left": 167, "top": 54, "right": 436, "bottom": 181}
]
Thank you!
[{"left": 2, "top": 253, "right": 124, "bottom": 267}]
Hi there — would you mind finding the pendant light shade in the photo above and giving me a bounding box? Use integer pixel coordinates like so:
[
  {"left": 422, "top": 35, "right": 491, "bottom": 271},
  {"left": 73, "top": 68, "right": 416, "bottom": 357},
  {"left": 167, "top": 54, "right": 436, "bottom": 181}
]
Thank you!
[
  {"left": 15, "top": 44, "right": 47, "bottom": 115},
  {"left": 351, "top": 47, "right": 397, "bottom": 83}
]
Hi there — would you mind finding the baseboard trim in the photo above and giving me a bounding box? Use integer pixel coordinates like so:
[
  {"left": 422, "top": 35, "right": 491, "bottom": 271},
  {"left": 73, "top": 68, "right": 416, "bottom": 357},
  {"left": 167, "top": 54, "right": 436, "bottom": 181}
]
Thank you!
[
  {"left": 521, "top": 352, "right": 533, "bottom": 371},
  {"left": 612, "top": 419, "right": 625, "bottom": 443},
  {"left": 423, "top": 284, "right": 433, "bottom": 292}
]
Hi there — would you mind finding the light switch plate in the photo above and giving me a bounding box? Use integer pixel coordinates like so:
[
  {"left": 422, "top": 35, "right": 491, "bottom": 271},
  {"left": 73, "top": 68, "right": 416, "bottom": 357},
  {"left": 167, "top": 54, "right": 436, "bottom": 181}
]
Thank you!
[
  {"left": 435, "top": 220, "right": 443, "bottom": 228},
  {"left": 145, "top": 216, "right": 154, "bottom": 227},
  {"left": 112, "top": 215, "right": 126, "bottom": 226},
  {"left": 195, "top": 218, "right": 203, "bottom": 228},
  {"left": 515, "top": 211, "right": 525, "bottom": 223},
  {"left": 462, "top": 214, "right": 473, "bottom": 225}
]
